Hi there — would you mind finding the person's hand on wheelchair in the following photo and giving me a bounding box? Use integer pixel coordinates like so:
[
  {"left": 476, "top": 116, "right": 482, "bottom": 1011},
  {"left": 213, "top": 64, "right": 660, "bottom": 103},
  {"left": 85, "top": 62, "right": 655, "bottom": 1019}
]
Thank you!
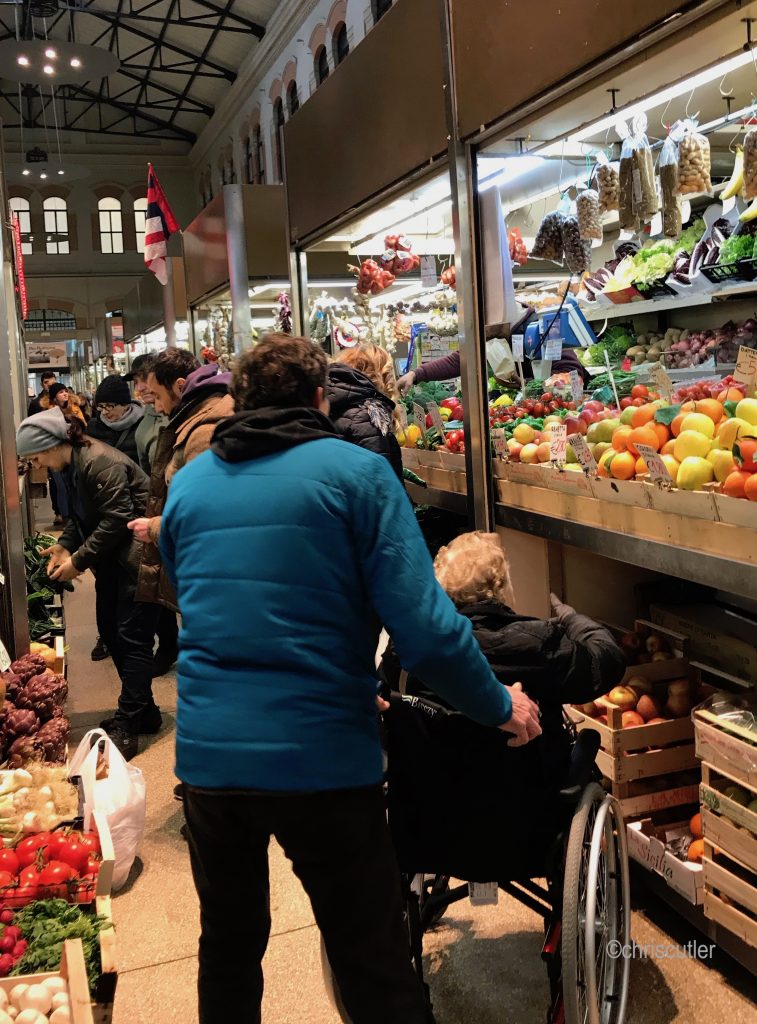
[{"left": 499, "top": 682, "right": 542, "bottom": 747}]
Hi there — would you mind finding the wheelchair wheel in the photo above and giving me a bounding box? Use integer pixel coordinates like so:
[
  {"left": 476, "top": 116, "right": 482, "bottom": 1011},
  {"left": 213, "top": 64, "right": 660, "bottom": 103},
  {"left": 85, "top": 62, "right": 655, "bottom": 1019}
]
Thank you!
[{"left": 562, "top": 783, "right": 630, "bottom": 1024}]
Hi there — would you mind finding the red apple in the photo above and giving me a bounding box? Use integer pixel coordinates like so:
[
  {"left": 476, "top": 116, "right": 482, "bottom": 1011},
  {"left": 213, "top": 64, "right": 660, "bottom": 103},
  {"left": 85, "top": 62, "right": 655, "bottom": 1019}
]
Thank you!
[
  {"left": 607, "top": 685, "right": 638, "bottom": 711},
  {"left": 622, "top": 710, "right": 645, "bottom": 728},
  {"left": 506, "top": 440, "right": 523, "bottom": 462},
  {"left": 636, "top": 694, "right": 663, "bottom": 722},
  {"left": 646, "top": 717, "right": 670, "bottom": 725},
  {"left": 564, "top": 416, "right": 586, "bottom": 436}
]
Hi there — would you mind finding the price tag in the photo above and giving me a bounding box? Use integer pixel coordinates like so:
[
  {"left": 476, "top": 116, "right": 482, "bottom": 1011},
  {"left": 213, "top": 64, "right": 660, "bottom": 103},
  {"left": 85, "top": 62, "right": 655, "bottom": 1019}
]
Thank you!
[
  {"left": 469, "top": 881, "right": 499, "bottom": 906},
  {"left": 569, "top": 370, "right": 584, "bottom": 404},
  {"left": 511, "top": 333, "right": 524, "bottom": 361},
  {"left": 649, "top": 362, "right": 674, "bottom": 401},
  {"left": 568, "top": 434, "right": 597, "bottom": 473},
  {"left": 734, "top": 345, "right": 757, "bottom": 395},
  {"left": 412, "top": 402, "right": 427, "bottom": 434},
  {"left": 426, "top": 401, "right": 445, "bottom": 433},
  {"left": 420, "top": 255, "right": 437, "bottom": 289},
  {"left": 544, "top": 337, "right": 563, "bottom": 361},
  {"left": 603, "top": 350, "right": 621, "bottom": 410},
  {"left": 722, "top": 195, "right": 736, "bottom": 215},
  {"left": 648, "top": 212, "right": 663, "bottom": 237},
  {"left": 0, "top": 639, "right": 10, "bottom": 674},
  {"left": 397, "top": 403, "right": 408, "bottom": 431},
  {"left": 549, "top": 422, "right": 568, "bottom": 464},
  {"left": 635, "top": 443, "right": 672, "bottom": 485},
  {"left": 491, "top": 429, "right": 507, "bottom": 457}
]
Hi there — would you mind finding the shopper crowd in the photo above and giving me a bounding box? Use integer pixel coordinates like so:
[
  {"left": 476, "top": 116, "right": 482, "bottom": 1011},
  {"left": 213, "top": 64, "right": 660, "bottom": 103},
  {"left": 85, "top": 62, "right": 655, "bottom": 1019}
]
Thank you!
[{"left": 16, "top": 337, "right": 622, "bottom": 1024}]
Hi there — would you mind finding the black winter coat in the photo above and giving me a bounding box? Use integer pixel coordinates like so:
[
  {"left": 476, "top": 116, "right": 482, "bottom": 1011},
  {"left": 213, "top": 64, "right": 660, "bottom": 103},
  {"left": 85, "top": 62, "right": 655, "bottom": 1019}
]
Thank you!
[
  {"left": 58, "top": 440, "right": 149, "bottom": 577},
  {"left": 326, "top": 365, "right": 403, "bottom": 481},
  {"left": 382, "top": 600, "right": 625, "bottom": 881},
  {"left": 86, "top": 405, "right": 141, "bottom": 466}
]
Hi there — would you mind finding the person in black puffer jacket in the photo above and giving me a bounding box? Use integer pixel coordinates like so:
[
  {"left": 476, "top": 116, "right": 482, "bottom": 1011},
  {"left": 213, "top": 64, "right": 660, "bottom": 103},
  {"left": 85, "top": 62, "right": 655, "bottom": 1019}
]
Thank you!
[
  {"left": 382, "top": 532, "right": 625, "bottom": 883},
  {"left": 327, "top": 344, "right": 403, "bottom": 481},
  {"left": 87, "top": 374, "right": 144, "bottom": 466}
]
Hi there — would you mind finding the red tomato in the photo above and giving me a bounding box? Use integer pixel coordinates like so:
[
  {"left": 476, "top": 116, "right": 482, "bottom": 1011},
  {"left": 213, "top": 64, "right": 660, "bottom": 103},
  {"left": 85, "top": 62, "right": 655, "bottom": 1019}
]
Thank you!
[
  {"left": 18, "top": 865, "right": 41, "bottom": 887},
  {"left": 73, "top": 875, "right": 96, "bottom": 905},
  {"left": 5, "top": 885, "right": 39, "bottom": 908},
  {"left": 84, "top": 856, "right": 100, "bottom": 877},
  {"left": 15, "top": 834, "right": 51, "bottom": 868},
  {"left": 631, "top": 384, "right": 649, "bottom": 400},
  {"left": 56, "top": 838, "right": 89, "bottom": 875},
  {"left": 45, "top": 832, "right": 70, "bottom": 861},
  {"left": 0, "top": 852, "right": 18, "bottom": 876},
  {"left": 40, "top": 860, "right": 76, "bottom": 899},
  {"left": 0, "top": 872, "right": 15, "bottom": 889}
]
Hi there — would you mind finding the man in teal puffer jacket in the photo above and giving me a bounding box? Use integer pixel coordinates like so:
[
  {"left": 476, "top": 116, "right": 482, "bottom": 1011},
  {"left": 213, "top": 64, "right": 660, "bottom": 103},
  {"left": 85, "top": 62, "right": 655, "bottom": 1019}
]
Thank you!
[{"left": 160, "top": 335, "right": 541, "bottom": 1024}]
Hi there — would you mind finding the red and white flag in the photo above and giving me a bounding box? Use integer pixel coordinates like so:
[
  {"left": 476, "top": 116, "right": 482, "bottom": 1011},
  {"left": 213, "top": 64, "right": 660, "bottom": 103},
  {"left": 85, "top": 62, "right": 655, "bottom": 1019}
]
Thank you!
[{"left": 144, "top": 163, "right": 180, "bottom": 285}]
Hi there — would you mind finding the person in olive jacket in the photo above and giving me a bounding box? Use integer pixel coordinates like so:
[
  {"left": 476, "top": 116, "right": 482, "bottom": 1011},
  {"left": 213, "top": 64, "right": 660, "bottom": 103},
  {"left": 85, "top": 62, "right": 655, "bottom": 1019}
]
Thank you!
[
  {"left": 326, "top": 344, "right": 403, "bottom": 481},
  {"left": 16, "top": 407, "right": 160, "bottom": 760}
]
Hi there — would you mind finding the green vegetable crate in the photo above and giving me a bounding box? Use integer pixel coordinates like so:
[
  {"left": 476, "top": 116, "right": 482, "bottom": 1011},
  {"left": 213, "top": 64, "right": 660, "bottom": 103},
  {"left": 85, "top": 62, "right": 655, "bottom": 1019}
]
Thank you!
[{"left": 0, "top": 938, "right": 94, "bottom": 1024}]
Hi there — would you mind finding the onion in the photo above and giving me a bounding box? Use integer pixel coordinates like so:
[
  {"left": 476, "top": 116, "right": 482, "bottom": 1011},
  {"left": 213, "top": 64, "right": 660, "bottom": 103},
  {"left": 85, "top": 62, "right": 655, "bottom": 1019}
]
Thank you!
[
  {"left": 42, "top": 979, "right": 67, "bottom": 997},
  {"left": 18, "top": 986, "right": 51, "bottom": 1015}
]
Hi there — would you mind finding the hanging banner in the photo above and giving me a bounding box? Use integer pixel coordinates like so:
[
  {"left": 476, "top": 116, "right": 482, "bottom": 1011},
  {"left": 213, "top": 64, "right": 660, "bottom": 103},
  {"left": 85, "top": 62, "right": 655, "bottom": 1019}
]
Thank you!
[
  {"left": 25, "top": 341, "right": 69, "bottom": 370},
  {"left": 12, "top": 215, "right": 28, "bottom": 320}
]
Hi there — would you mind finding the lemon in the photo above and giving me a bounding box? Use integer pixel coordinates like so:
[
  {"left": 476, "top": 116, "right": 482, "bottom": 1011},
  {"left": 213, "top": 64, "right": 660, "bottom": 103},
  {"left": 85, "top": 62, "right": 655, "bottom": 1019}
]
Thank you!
[
  {"left": 681, "top": 412, "right": 715, "bottom": 439},
  {"left": 673, "top": 430, "right": 712, "bottom": 462}
]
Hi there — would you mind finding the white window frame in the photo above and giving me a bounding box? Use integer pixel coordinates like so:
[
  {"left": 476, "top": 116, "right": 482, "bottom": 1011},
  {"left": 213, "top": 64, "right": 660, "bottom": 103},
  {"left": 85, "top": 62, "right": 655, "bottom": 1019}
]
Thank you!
[
  {"left": 9, "top": 197, "right": 33, "bottom": 255},
  {"left": 134, "top": 197, "right": 148, "bottom": 253},
  {"left": 43, "top": 197, "right": 69, "bottom": 255},
  {"left": 98, "top": 197, "right": 124, "bottom": 254}
]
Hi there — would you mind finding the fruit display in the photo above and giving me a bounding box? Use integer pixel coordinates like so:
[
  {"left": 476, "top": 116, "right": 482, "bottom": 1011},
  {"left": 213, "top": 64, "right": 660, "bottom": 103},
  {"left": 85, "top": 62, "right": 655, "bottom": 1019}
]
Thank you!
[{"left": 579, "top": 671, "right": 700, "bottom": 726}]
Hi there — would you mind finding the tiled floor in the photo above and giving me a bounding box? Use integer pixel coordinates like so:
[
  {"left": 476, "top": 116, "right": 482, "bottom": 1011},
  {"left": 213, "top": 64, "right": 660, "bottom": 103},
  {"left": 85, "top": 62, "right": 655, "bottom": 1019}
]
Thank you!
[{"left": 58, "top": 571, "right": 756, "bottom": 1024}]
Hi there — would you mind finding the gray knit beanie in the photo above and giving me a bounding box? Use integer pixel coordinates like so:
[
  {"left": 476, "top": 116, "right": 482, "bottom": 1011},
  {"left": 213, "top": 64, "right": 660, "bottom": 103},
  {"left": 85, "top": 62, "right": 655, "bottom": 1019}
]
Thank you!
[{"left": 16, "top": 407, "right": 70, "bottom": 457}]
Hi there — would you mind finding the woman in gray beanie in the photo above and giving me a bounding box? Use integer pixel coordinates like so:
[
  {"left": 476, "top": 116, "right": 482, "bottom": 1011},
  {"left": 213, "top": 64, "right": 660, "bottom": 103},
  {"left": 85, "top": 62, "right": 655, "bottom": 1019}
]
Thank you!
[
  {"left": 17, "top": 407, "right": 161, "bottom": 760},
  {"left": 87, "top": 375, "right": 144, "bottom": 466}
]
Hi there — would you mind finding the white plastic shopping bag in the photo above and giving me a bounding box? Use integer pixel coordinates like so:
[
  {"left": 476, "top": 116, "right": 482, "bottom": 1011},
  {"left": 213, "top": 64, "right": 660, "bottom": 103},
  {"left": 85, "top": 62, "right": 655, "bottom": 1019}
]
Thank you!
[{"left": 69, "top": 728, "right": 146, "bottom": 891}]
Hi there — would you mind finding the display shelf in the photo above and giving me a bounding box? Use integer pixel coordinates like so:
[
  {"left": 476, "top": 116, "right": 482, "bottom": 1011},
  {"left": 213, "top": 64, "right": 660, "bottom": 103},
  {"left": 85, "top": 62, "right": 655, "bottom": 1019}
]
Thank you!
[
  {"left": 581, "top": 279, "right": 757, "bottom": 323},
  {"left": 493, "top": 487, "right": 757, "bottom": 601},
  {"left": 405, "top": 481, "right": 468, "bottom": 515}
]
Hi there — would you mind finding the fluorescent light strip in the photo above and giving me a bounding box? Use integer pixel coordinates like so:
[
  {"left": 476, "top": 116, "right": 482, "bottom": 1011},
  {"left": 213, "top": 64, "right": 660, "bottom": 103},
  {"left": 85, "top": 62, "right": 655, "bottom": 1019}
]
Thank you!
[{"left": 536, "top": 46, "right": 757, "bottom": 156}]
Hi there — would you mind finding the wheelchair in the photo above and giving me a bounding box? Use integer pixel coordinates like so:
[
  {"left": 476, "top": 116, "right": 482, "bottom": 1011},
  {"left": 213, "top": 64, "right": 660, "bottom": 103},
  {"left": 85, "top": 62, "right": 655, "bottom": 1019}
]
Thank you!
[{"left": 322, "top": 691, "right": 631, "bottom": 1024}]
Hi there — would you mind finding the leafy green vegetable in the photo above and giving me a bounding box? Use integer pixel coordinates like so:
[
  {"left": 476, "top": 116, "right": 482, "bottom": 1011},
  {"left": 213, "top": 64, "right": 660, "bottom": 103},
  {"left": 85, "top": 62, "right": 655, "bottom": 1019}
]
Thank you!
[
  {"left": 11, "top": 898, "right": 111, "bottom": 993},
  {"left": 401, "top": 380, "right": 454, "bottom": 413},
  {"left": 718, "top": 233, "right": 754, "bottom": 265},
  {"left": 587, "top": 370, "right": 638, "bottom": 397},
  {"left": 678, "top": 219, "right": 706, "bottom": 254},
  {"left": 582, "top": 325, "right": 636, "bottom": 367}
]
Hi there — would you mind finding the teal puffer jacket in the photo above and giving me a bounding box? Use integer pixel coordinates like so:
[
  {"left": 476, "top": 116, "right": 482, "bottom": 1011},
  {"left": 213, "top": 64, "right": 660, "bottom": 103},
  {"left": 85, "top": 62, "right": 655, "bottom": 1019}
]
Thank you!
[{"left": 160, "top": 413, "right": 510, "bottom": 791}]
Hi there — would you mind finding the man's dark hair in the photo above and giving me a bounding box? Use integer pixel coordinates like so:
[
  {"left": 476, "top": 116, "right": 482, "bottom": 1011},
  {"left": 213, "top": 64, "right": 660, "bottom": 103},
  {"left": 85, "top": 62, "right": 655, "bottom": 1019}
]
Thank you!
[
  {"left": 41, "top": 371, "right": 56, "bottom": 384},
  {"left": 65, "top": 415, "right": 91, "bottom": 448},
  {"left": 151, "top": 348, "right": 200, "bottom": 387},
  {"left": 129, "top": 353, "right": 157, "bottom": 382},
  {"left": 233, "top": 334, "right": 327, "bottom": 410}
]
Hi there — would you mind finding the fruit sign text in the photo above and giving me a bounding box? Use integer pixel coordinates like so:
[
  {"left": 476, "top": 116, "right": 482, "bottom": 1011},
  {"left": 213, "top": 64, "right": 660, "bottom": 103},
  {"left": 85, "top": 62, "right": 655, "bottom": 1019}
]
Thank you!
[
  {"left": 413, "top": 403, "right": 427, "bottom": 434},
  {"left": 549, "top": 422, "right": 568, "bottom": 464},
  {"left": 491, "top": 429, "right": 507, "bottom": 457},
  {"left": 568, "top": 433, "right": 598, "bottom": 473},
  {"left": 426, "top": 401, "right": 445, "bottom": 433},
  {"left": 635, "top": 443, "right": 672, "bottom": 485},
  {"left": 649, "top": 363, "right": 674, "bottom": 401},
  {"left": 734, "top": 345, "right": 757, "bottom": 396}
]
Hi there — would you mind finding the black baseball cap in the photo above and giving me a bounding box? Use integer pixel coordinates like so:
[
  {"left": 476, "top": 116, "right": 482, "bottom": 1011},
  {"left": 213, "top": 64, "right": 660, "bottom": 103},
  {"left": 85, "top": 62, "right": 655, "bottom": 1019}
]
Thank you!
[{"left": 124, "top": 353, "right": 157, "bottom": 382}]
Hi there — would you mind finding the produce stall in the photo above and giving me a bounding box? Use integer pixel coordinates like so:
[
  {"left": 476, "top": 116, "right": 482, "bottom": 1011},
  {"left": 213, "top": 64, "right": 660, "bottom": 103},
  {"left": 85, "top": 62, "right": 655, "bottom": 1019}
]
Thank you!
[{"left": 387, "top": 0, "right": 757, "bottom": 974}]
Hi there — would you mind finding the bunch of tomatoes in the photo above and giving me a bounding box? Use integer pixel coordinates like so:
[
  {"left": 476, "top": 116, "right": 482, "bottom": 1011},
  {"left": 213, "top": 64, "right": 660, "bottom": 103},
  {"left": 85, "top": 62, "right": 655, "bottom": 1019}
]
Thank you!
[
  {"left": 0, "top": 830, "right": 101, "bottom": 919},
  {"left": 489, "top": 392, "right": 578, "bottom": 428}
]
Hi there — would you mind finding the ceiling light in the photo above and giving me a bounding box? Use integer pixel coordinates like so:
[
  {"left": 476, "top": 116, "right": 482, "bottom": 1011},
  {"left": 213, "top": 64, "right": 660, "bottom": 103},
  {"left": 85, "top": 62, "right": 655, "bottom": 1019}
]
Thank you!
[
  {"left": 70, "top": 57, "right": 81, "bottom": 69},
  {"left": 22, "top": 169, "right": 30, "bottom": 176},
  {"left": 479, "top": 155, "right": 547, "bottom": 191},
  {"left": 45, "top": 48, "right": 57, "bottom": 59},
  {"left": 42, "top": 64, "right": 54, "bottom": 75},
  {"left": 17, "top": 55, "right": 29, "bottom": 67},
  {"left": 40, "top": 173, "right": 47, "bottom": 179},
  {"left": 57, "top": 169, "right": 64, "bottom": 176}
]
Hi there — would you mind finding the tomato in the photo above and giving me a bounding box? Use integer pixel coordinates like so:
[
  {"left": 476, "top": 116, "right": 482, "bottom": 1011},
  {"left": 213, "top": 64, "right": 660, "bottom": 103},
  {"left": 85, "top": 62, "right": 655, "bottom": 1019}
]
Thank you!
[
  {"left": 73, "top": 875, "right": 97, "bottom": 905},
  {"left": 18, "top": 865, "right": 41, "bottom": 887},
  {"left": 4, "top": 885, "right": 39, "bottom": 909},
  {"left": 631, "top": 384, "right": 649, "bottom": 400},
  {"left": 84, "top": 856, "right": 100, "bottom": 877},
  {"left": 541, "top": 392, "right": 553, "bottom": 403},
  {"left": 15, "top": 833, "right": 51, "bottom": 868},
  {"left": 40, "top": 860, "right": 76, "bottom": 899},
  {"left": 532, "top": 402, "right": 544, "bottom": 416},
  {"left": 56, "top": 838, "right": 89, "bottom": 875},
  {"left": 0, "top": 873, "right": 15, "bottom": 889},
  {"left": 0, "top": 851, "right": 19, "bottom": 876},
  {"left": 78, "top": 830, "right": 102, "bottom": 855}
]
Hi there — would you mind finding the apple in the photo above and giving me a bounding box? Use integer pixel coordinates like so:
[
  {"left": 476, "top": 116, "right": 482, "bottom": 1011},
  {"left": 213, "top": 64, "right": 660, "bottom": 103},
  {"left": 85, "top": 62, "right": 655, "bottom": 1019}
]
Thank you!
[
  {"left": 607, "top": 685, "right": 638, "bottom": 711},
  {"left": 665, "top": 693, "right": 695, "bottom": 718},
  {"left": 507, "top": 439, "right": 523, "bottom": 462},
  {"left": 580, "top": 409, "right": 598, "bottom": 426},
  {"left": 667, "top": 679, "right": 692, "bottom": 698},
  {"left": 626, "top": 675, "right": 653, "bottom": 697},
  {"left": 596, "top": 714, "right": 608, "bottom": 725},
  {"left": 636, "top": 694, "right": 663, "bottom": 722},
  {"left": 520, "top": 443, "right": 540, "bottom": 464},
  {"left": 646, "top": 717, "right": 670, "bottom": 725},
  {"left": 563, "top": 416, "right": 585, "bottom": 436},
  {"left": 622, "top": 710, "right": 645, "bottom": 728},
  {"left": 583, "top": 400, "right": 604, "bottom": 412}
]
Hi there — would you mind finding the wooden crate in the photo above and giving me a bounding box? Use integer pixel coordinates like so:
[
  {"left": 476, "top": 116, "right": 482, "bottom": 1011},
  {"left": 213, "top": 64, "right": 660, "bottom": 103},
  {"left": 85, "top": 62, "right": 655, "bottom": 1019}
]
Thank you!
[
  {"left": 0, "top": 939, "right": 94, "bottom": 1024},
  {"left": 703, "top": 848, "right": 757, "bottom": 950},
  {"left": 91, "top": 895, "right": 118, "bottom": 1024},
  {"left": 627, "top": 819, "right": 704, "bottom": 904},
  {"left": 694, "top": 709, "right": 757, "bottom": 792}
]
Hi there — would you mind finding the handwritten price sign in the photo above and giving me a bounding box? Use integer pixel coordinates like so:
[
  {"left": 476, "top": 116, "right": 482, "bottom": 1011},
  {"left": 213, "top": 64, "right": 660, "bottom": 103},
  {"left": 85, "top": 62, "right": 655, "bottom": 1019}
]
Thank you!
[
  {"left": 649, "top": 363, "right": 674, "bottom": 401},
  {"left": 734, "top": 345, "right": 757, "bottom": 396},
  {"left": 549, "top": 422, "right": 568, "bottom": 464},
  {"left": 412, "top": 403, "right": 427, "bottom": 434},
  {"left": 635, "top": 443, "right": 672, "bottom": 485},
  {"left": 568, "top": 433, "right": 597, "bottom": 473},
  {"left": 426, "top": 401, "right": 445, "bottom": 433}
]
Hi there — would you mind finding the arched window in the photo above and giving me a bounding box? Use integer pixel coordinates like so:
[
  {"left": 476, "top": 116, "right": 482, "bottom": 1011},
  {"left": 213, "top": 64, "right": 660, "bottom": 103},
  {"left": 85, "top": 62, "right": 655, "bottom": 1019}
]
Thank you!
[
  {"left": 98, "top": 197, "right": 123, "bottom": 254},
  {"left": 372, "top": 0, "right": 392, "bottom": 23},
  {"left": 9, "top": 197, "right": 32, "bottom": 254},
  {"left": 133, "top": 197, "right": 148, "bottom": 253},
  {"left": 333, "top": 22, "right": 349, "bottom": 66},
  {"left": 43, "top": 197, "right": 69, "bottom": 255},
  {"left": 315, "top": 45, "right": 329, "bottom": 85},
  {"left": 246, "top": 126, "right": 265, "bottom": 184},
  {"left": 287, "top": 81, "right": 299, "bottom": 118},
  {"left": 273, "top": 98, "right": 285, "bottom": 183}
]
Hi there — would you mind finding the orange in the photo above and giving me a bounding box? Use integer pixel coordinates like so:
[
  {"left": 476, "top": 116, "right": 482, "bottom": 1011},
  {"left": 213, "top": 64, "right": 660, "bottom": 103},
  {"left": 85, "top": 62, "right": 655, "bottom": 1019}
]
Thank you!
[
  {"left": 662, "top": 439, "right": 676, "bottom": 456},
  {"left": 687, "top": 838, "right": 705, "bottom": 863},
  {"left": 597, "top": 450, "right": 614, "bottom": 478},
  {"left": 694, "top": 398, "right": 724, "bottom": 424},
  {"left": 738, "top": 438, "right": 757, "bottom": 470},
  {"left": 690, "top": 812, "right": 703, "bottom": 839},
  {"left": 718, "top": 386, "right": 747, "bottom": 403},
  {"left": 671, "top": 413, "right": 687, "bottom": 438},
  {"left": 612, "top": 426, "right": 633, "bottom": 452},
  {"left": 631, "top": 404, "right": 656, "bottom": 429},
  {"left": 635, "top": 455, "right": 648, "bottom": 476},
  {"left": 651, "top": 422, "right": 670, "bottom": 448},
  {"left": 680, "top": 400, "right": 696, "bottom": 413},
  {"left": 746, "top": 474, "right": 757, "bottom": 502},
  {"left": 609, "top": 451, "right": 636, "bottom": 480},
  {"left": 723, "top": 470, "right": 751, "bottom": 499},
  {"left": 628, "top": 426, "right": 660, "bottom": 457}
]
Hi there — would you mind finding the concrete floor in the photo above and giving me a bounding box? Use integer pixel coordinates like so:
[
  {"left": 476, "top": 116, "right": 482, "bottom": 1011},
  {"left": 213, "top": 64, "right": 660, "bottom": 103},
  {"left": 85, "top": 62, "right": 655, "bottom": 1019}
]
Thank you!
[{"left": 57, "top": 567, "right": 757, "bottom": 1024}]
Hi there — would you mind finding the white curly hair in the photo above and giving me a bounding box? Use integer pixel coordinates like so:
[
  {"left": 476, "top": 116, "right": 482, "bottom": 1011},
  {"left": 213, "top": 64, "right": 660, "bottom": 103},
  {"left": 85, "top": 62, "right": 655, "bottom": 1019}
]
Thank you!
[{"left": 433, "top": 532, "right": 514, "bottom": 607}]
